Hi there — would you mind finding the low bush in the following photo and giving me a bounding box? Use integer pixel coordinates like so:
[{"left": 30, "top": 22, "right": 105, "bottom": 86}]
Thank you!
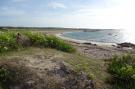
[
  {"left": 24, "top": 31, "right": 48, "bottom": 47},
  {"left": 108, "top": 54, "right": 135, "bottom": 89},
  {"left": 0, "top": 32, "right": 19, "bottom": 53},
  {"left": 0, "top": 67, "right": 11, "bottom": 89},
  {"left": 0, "top": 31, "right": 75, "bottom": 53},
  {"left": 46, "top": 36, "right": 75, "bottom": 52}
]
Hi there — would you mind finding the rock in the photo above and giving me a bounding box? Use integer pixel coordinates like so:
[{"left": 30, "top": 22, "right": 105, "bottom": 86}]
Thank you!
[
  {"left": 83, "top": 42, "right": 92, "bottom": 45},
  {"left": 16, "top": 33, "right": 31, "bottom": 47},
  {"left": 47, "top": 62, "right": 74, "bottom": 77},
  {"left": 63, "top": 72, "right": 94, "bottom": 89},
  {"left": 117, "top": 42, "right": 135, "bottom": 48}
]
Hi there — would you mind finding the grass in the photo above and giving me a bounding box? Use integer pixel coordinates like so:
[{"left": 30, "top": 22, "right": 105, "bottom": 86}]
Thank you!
[
  {"left": 0, "top": 47, "right": 108, "bottom": 89},
  {"left": 0, "top": 31, "right": 75, "bottom": 54},
  {"left": 0, "top": 30, "right": 75, "bottom": 89},
  {"left": 108, "top": 54, "right": 135, "bottom": 89}
]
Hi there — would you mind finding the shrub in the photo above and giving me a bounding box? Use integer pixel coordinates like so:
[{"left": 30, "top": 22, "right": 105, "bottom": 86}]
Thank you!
[
  {"left": 0, "top": 32, "right": 19, "bottom": 53},
  {"left": 0, "top": 67, "right": 11, "bottom": 89},
  {"left": 46, "top": 36, "right": 75, "bottom": 52},
  {"left": 24, "top": 31, "right": 48, "bottom": 47},
  {"left": 0, "top": 31, "right": 75, "bottom": 53},
  {"left": 24, "top": 32, "right": 75, "bottom": 53},
  {"left": 108, "top": 54, "right": 135, "bottom": 89}
]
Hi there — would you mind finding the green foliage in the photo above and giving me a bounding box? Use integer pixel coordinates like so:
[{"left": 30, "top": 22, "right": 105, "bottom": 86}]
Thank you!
[
  {"left": 0, "top": 31, "right": 75, "bottom": 53},
  {"left": 24, "top": 32, "right": 75, "bottom": 52},
  {"left": 0, "top": 32, "right": 19, "bottom": 53},
  {"left": 24, "top": 31, "right": 48, "bottom": 47},
  {"left": 46, "top": 36, "right": 75, "bottom": 52},
  {"left": 108, "top": 54, "right": 135, "bottom": 89},
  {"left": 0, "top": 67, "right": 11, "bottom": 89}
]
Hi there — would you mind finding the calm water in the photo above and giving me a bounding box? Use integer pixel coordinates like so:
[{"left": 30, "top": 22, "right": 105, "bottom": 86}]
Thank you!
[{"left": 61, "top": 29, "right": 135, "bottom": 44}]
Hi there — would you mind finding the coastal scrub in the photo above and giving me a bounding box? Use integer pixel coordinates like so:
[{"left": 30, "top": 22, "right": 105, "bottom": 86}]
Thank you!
[{"left": 108, "top": 54, "right": 135, "bottom": 89}]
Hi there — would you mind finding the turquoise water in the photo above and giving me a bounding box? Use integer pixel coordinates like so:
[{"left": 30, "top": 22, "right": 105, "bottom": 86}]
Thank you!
[{"left": 61, "top": 29, "right": 135, "bottom": 44}]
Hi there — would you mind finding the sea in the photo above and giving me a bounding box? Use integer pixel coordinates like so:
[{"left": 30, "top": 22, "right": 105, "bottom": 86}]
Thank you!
[{"left": 61, "top": 29, "right": 135, "bottom": 44}]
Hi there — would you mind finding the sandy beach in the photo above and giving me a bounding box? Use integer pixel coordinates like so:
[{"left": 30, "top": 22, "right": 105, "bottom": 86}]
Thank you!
[{"left": 53, "top": 30, "right": 135, "bottom": 59}]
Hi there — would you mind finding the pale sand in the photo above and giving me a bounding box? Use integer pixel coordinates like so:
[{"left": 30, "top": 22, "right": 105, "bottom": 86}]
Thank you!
[
  {"left": 55, "top": 31, "right": 135, "bottom": 59},
  {"left": 56, "top": 32, "right": 117, "bottom": 47}
]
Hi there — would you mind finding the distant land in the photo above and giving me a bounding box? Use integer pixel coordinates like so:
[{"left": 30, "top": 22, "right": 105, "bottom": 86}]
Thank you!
[{"left": 0, "top": 26, "right": 116, "bottom": 32}]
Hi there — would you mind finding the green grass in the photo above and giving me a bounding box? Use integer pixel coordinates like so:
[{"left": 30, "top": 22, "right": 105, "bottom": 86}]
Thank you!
[
  {"left": 108, "top": 54, "right": 135, "bottom": 89},
  {"left": 0, "top": 31, "right": 75, "bottom": 53}
]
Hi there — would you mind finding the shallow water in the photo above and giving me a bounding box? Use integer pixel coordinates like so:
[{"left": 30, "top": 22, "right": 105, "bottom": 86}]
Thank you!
[{"left": 61, "top": 29, "right": 135, "bottom": 44}]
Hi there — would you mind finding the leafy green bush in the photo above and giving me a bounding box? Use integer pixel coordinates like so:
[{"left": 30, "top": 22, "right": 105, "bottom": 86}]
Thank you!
[
  {"left": 108, "top": 54, "right": 135, "bottom": 89},
  {"left": 46, "top": 36, "right": 75, "bottom": 52},
  {"left": 0, "top": 31, "right": 75, "bottom": 53},
  {"left": 24, "top": 32, "right": 75, "bottom": 52},
  {"left": 0, "top": 32, "right": 19, "bottom": 53},
  {"left": 24, "top": 31, "right": 48, "bottom": 47},
  {"left": 0, "top": 67, "right": 11, "bottom": 89}
]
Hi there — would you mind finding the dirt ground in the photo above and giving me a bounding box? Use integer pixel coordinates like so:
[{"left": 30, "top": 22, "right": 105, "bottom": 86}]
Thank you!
[{"left": 0, "top": 48, "right": 94, "bottom": 89}]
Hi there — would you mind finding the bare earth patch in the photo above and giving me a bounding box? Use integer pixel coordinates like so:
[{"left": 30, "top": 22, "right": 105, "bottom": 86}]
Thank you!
[{"left": 0, "top": 48, "right": 94, "bottom": 89}]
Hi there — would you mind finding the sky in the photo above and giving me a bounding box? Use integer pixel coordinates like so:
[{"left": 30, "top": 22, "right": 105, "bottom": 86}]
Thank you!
[{"left": 0, "top": 0, "right": 135, "bottom": 29}]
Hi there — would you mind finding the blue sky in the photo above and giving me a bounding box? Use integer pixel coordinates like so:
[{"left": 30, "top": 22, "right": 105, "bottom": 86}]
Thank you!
[{"left": 0, "top": 0, "right": 135, "bottom": 29}]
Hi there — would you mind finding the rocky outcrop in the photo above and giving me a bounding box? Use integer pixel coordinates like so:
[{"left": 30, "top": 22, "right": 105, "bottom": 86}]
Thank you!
[
  {"left": 16, "top": 33, "right": 31, "bottom": 47},
  {"left": 47, "top": 62, "right": 94, "bottom": 89},
  {"left": 117, "top": 42, "right": 135, "bottom": 48}
]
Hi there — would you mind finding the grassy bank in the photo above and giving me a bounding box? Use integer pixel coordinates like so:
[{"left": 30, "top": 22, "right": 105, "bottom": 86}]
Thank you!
[
  {"left": 0, "top": 47, "right": 106, "bottom": 89},
  {"left": 0, "top": 30, "right": 75, "bottom": 54},
  {"left": 0, "top": 30, "right": 76, "bottom": 89}
]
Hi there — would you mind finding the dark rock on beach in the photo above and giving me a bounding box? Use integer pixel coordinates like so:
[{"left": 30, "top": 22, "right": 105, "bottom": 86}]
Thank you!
[{"left": 117, "top": 42, "right": 135, "bottom": 48}]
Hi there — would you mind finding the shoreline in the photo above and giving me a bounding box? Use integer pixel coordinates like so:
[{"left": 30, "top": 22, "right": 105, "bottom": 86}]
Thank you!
[{"left": 56, "top": 32, "right": 117, "bottom": 47}]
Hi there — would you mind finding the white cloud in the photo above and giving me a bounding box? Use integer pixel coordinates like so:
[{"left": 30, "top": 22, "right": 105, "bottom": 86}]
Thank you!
[
  {"left": 48, "top": 0, "right": 135, "bottom": 29},
  {"left": 47, "top": 2, "right": 66, "bottom": 9},
  {"left": 23, "top": 0, "right": 133, "bottom": 29},
  {"left": 2, "top": 0, "right": 135, "bottom": 29}
]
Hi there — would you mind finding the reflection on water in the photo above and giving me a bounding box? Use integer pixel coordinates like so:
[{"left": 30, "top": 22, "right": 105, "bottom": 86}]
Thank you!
[
  {"left": 62, "top": 29, "right": 135, "bottom": 44},
  {"left": 121, "top": 29, "right": 135, "bottom": 44}
]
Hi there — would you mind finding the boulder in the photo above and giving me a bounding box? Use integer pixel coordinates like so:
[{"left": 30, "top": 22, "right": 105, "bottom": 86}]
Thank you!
[
  {"left": 117, "top": 42, "right": 135, "bottom": 48},
  {"left": 16, "top": 33, "right": 31, "bottom": 47}
]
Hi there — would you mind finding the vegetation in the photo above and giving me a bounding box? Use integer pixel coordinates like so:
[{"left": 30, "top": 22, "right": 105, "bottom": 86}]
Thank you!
[
  {"left": 1, "top": 29, "right": 135, "bottom": 89},
  {"left": 0, "top": 31, "right": 75, "bottom": 54},
  {"left": 0, "top": 30, "right": 75, "bottom": 89},
  {"left": 0, "top": 48, "right": 106, "bottom": 89},
  {"left": 108, "top": 54, "right": 135, "bottom": 89},
  {"left": 0, "top": 32, "right": 19, "bottom": 53},
  {"left": 24, "top": 32, "right": 75, "bottom": 52},
  {"left": 0, "top": 68, "right": 8, "bottom": 89},
  {"left": 0, "top": 67, "right": 13, "bottom": 89}
]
